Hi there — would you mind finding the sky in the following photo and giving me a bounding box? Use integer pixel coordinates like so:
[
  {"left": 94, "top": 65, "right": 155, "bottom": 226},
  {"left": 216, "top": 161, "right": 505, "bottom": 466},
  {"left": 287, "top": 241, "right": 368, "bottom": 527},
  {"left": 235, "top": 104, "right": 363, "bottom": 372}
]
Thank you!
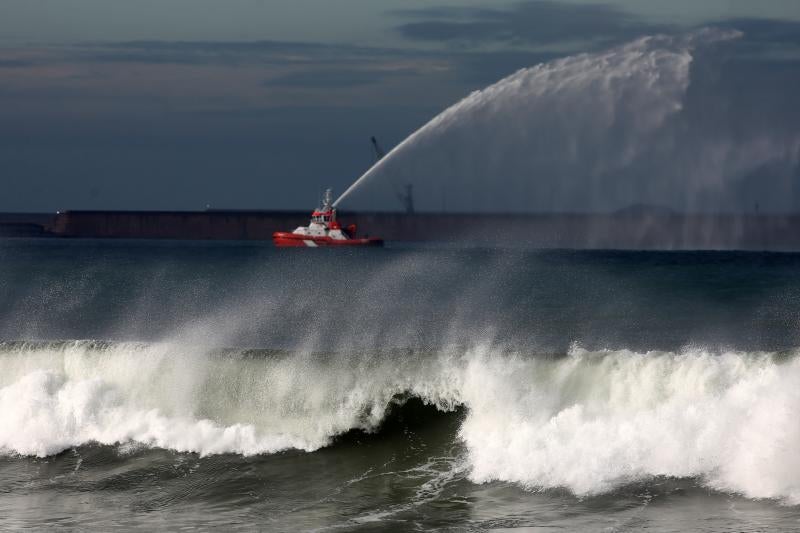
[{"left": 1, "top": 1, "right": 800, "bottom": 212}]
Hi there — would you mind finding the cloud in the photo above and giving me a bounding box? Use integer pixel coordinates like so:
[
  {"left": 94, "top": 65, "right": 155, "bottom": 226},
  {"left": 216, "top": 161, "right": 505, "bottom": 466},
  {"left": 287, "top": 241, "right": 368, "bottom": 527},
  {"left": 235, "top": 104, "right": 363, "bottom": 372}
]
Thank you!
[
  {"left": 446, "top": 49, "right": 559, "bottom": 84},
  {"left": 264, "top": 67, "right": 420, "bottom": 89},
  {"left": 0, "top": 40, "right": 462, "bottom": 116},
  {"left": 720, "top": 18, "right": 800, "bottom": 42},
  {"left": 392, "top": 1, "right": 669, "bottom": 48},
  {"left": 76, "top": 40, "right": 411, "bottom": 67},
  {"left": 0, "top": 59, "right": 36, "bottom": 68},
  {"left": 74, "top": 40, "right": 560, "bottom": 90},
  {"left": 712, "top": 18, "right": 800, "bottom": 61}
]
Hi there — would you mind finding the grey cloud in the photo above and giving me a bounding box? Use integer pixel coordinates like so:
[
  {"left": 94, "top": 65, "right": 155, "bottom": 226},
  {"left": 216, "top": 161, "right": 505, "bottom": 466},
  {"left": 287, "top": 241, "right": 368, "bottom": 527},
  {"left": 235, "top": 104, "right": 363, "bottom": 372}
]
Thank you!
[
  {"left": 0, "top": 40, "right": 421, "bottom": 72},
  {"left": 447, "top": 49, "right": 558, "bottom": 84},
  {"left": 77, "top": 40, "right": 411, "bottom": 66},
  {"left": 264, "top": 67, "right": 420, "bottom": 89},
  {"left": 712, "top": 18, "right": 800, "bottom": 62},
  {"left": 0, "top": 59, "right": 36, "bottom": 68},
  {"left": 393, "top": 1, "right": 669, "bottom": 47},
  {"left": 0, "top": 38, "right": 551, "bottom": 98},
  {"left": 719, "top": 18, "right": 800, "bottom": 42}
]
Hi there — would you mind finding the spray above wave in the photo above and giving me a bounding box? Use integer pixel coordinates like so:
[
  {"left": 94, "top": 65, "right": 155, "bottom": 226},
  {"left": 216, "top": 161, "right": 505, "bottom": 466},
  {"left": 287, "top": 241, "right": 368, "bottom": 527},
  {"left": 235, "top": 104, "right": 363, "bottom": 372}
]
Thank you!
[
  {"left": 2, "top": 340, "right": 800, "bottom": 503},
  {"left": 336, "top": 29, "right": 800, "bottom": 214}
]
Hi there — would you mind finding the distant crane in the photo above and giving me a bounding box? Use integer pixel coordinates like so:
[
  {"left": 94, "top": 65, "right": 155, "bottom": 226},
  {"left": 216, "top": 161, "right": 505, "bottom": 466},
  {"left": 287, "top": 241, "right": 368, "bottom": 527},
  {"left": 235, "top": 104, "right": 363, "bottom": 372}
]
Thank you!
[
  {"left": 370, "top": 136, "right": 385, "bottom": 160},
  {"left": 371, "top": 136, "right": 414, "bottom": 214}
]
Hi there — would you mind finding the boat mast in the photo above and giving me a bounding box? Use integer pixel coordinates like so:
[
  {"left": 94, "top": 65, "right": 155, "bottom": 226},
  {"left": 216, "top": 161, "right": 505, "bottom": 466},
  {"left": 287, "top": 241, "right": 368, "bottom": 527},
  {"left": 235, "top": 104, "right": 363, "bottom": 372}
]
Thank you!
[{"left": 322, "top": 188, "right": 333, "bottom": 211}]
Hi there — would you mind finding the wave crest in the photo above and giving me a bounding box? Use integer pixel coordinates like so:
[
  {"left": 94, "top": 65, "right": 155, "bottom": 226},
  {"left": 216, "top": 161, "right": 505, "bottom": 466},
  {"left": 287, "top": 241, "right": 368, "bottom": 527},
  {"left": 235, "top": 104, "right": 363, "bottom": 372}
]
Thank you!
[
  {"left": 1, "top": 341, "right": 800, "bottom": 503},
  {"left": 460, "top": 347, "right": 800, "bottom": 503}
]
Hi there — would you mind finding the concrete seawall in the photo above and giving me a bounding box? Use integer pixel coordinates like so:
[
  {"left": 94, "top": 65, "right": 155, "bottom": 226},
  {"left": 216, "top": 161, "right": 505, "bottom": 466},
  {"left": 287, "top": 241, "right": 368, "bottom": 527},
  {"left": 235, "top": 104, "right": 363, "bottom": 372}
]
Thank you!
[
  {"left": 3, "top": 210, "right": 800, "bottom": 250},
  {"left": 49, "top": 210, "right": 310, "bottom": 241}
]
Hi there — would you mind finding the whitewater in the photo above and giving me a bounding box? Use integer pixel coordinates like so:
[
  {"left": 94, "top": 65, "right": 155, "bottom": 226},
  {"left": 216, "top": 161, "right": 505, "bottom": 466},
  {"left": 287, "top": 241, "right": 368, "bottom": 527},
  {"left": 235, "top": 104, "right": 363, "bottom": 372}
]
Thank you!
[{"left": 3, "top": 339, "right": 800, "bottom": 504}]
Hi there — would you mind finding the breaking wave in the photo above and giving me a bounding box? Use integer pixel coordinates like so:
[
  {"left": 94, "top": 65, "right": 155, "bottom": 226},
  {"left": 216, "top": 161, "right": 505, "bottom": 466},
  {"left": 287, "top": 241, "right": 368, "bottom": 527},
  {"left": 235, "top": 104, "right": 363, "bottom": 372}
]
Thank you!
[{"left": 2, "top": 340, "right": 800, "bottom": 503}]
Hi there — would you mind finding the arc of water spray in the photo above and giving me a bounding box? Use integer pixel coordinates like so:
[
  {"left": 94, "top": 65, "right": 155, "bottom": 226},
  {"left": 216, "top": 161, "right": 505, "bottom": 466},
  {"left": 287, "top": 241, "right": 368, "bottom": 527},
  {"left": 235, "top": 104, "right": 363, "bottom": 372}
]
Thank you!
[
  {"left": 334, "top": 28, "right": 747, "bottom": 211},
  {"left": 334, "top": 130, "right": 426, "bottom": 207},
  {"left": 334, "top": 76, "right": 494, "bottom": 207}
]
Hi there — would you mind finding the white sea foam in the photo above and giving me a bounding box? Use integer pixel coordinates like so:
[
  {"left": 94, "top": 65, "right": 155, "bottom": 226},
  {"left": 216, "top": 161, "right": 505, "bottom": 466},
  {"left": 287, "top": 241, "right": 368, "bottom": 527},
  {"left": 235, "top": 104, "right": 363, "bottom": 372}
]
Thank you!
[
  {"left": 1, "top": 341, "right": 800, "bottom": 503},
  {"left": 0, "top": 340, "right": 425, "bottom": 457},
  {"left": 457, "top": 347, "right": 800, "bottom": 503}
]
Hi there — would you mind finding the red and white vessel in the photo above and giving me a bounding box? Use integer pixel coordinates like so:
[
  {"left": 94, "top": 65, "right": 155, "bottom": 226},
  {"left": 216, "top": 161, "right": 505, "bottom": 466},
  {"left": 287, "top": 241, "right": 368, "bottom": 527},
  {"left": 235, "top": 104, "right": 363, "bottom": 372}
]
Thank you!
[{"left": 272, "top": 189, "right": 384, "bottom": 247}]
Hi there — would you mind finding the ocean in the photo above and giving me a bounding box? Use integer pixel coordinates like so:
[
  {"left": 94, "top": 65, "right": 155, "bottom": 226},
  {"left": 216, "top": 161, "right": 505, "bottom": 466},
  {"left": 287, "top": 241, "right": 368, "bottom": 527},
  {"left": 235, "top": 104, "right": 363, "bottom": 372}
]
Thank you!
[{"left": 1, "top": 238, "right": 800, "bottom": 531}]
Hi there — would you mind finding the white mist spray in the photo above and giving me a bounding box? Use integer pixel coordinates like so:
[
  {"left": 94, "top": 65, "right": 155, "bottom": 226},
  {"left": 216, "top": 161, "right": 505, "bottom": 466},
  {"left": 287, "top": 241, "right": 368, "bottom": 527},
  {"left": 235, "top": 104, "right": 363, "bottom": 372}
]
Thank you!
[{"left": 335, "top": 29, "right": 799, "bottom": 213}]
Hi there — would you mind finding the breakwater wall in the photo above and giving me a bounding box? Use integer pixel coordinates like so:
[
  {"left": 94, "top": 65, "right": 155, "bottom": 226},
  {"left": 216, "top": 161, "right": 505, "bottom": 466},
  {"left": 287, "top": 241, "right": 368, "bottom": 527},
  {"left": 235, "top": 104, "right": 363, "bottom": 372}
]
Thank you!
[{"left": 3, "top": 210, "right": 800, "bottom": 250}]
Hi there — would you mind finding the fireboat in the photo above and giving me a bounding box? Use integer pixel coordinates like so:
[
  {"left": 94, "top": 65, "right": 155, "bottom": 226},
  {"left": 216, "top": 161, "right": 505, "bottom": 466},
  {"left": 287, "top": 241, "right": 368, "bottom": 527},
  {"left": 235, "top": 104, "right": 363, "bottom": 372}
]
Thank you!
[{"left": 272, "top": 189, "right": 384, "bottom": 247}]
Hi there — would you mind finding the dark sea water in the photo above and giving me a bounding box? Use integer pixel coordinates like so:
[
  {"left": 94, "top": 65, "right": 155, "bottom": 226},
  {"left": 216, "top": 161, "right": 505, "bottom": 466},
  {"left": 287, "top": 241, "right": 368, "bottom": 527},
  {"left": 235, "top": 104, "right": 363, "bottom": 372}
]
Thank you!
[{"left": 1, "top": 239, "right": 800, "bottom": 531}]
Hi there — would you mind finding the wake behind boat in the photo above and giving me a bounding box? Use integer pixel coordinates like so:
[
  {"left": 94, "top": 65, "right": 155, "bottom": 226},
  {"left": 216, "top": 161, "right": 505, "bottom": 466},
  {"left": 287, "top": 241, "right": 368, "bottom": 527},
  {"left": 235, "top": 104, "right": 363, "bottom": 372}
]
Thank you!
[{"left": 272, "top": 189, "right": 383, "bottom": 247}]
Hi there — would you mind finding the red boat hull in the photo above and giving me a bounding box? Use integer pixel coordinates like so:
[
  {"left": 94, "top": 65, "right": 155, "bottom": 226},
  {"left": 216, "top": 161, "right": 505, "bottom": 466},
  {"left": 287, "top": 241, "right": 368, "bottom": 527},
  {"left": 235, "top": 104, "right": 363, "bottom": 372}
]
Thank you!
[{"left": 272, "top": 232, "right": 384, "bottom": 247}]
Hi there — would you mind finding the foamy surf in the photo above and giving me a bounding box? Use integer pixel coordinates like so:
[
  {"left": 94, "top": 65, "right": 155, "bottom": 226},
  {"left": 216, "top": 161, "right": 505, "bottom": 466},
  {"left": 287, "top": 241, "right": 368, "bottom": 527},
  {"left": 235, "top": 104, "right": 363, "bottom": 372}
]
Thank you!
[
  {"left": 1, "top": 340, "right": 799, "bottom": 504},
  {"left": 459, "top": 347, "right": 800, "bottom": 504}
]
